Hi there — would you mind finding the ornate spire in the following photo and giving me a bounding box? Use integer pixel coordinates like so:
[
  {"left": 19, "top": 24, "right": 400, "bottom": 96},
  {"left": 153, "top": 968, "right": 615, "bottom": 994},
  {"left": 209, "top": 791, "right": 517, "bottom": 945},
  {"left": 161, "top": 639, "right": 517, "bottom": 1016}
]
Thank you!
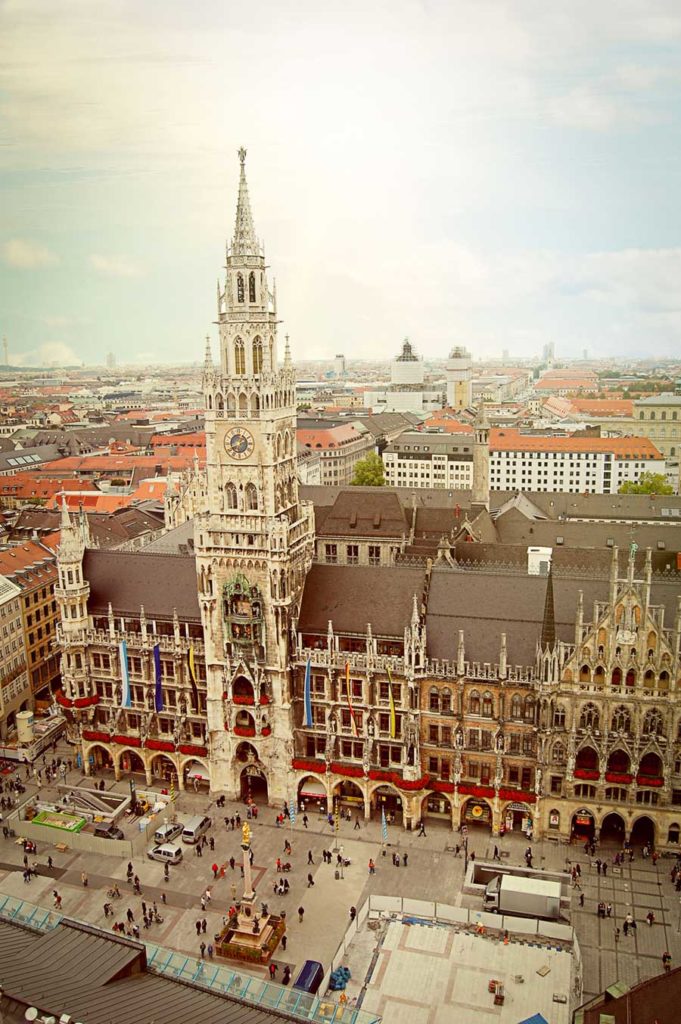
[
  {"left": 231, "top": 147, "right": 258, "bottom": 257},
  {"left": 284, "top": 333, "right": 292, "bottom": 368},
  {"left": 540, "top": 567, "right": 556, "bottom": 648},
  {"left": 204, "top": 334, "right": 213, "bottom": 369},
  {"left": 60, "top": 494, "right": 71, "bottom": 532}
]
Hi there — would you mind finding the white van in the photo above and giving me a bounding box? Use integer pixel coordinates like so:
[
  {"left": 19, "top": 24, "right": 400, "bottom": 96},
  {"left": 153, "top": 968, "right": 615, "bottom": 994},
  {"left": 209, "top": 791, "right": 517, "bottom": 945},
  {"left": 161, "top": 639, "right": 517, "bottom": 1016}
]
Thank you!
[
  {"left": 181, "top": 814, "right": 212, "bottom": 844},
  {"left": 147, "top": 842, "right": 183, "bottom": 865},
  {"left": 154, "top": 821, "right": 183, "bottom": 845}
]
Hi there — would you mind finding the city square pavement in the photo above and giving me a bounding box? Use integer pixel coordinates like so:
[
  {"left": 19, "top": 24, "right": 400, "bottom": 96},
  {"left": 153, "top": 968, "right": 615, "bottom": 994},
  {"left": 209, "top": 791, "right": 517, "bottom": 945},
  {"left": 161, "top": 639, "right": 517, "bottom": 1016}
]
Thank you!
[{"left": 2, "top": 745, "right": 681, "bottom": 1003}]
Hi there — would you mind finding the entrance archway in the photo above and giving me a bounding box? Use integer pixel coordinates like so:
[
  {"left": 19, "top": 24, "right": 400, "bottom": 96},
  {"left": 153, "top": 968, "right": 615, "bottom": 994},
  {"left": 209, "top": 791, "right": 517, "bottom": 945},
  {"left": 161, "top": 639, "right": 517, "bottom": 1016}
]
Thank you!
[
  {"left": 600, "top": 812, "right": 626, "bottom": 846},
  {"left": 333, "top": 780, "right": 364, "bottom": 816},
  {"left": 150, "top": 753, "right": 178, "bottom": 785},
  {"left": 571, "top": 808, "right": 595, "bottom": 839},
  {"left": 184, "top": 758, "right": 210, "bottom": 791},
  {"left": 503, "top": 802, "right": 533, "bottom": 835},
  {"left": 240, "top": 764, "right": 268, "bottom": 803},
  {"left": 370, "top": 785, "right": 403, "bottom": 825},
  {"left": 630, "top": 815, "right": 655, "bottom": 848},
  {"left": 119, "top": 749, "right": 145, "bottom": 775},
  {"left": 86, "top": 743, "right": 114, "bottom": 772},
  {"left": 421, "top": 791, "right": 452, "bottom": 828},
  {"left": 462, "top": 798, "right": 493, "bottom": 830},
  {"left": 298, "top": 775, "right": 328, "bottom": 815}
]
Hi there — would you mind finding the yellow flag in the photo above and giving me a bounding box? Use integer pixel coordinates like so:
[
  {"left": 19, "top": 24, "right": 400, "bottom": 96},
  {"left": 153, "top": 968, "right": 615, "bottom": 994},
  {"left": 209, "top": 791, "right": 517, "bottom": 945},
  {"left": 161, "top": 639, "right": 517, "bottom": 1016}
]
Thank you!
[{"left": 387, "top": 666, "right": 396, "bottom": 739}]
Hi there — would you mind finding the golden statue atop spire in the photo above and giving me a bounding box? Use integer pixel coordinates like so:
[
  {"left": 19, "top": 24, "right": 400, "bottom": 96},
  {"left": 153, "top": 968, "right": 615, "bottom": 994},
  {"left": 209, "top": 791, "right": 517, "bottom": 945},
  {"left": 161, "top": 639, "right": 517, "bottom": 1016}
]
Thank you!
[{"left": 238, "top": 147, "right": 247, "bottom": 165}]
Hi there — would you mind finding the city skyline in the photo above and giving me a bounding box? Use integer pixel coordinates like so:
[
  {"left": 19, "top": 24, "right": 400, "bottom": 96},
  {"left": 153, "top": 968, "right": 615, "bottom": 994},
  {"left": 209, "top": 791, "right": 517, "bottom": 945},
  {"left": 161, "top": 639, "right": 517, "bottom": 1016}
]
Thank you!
[{"left": 1, "top": 1, "right": 681, "bottom": 366}]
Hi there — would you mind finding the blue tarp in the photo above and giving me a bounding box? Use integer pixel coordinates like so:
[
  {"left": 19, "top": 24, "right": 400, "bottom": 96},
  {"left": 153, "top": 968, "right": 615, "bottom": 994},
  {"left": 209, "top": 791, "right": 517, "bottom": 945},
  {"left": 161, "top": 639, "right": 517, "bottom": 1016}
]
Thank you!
[{"left": 517, "top": 1016, "right": 549, "bottom": 1024}]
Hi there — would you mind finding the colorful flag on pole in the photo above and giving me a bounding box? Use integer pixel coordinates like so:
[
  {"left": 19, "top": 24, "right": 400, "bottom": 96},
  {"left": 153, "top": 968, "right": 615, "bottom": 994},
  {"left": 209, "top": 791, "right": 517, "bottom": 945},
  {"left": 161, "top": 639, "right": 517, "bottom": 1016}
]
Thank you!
[
  {"left": 381, "top": 806, "right": 388, "bottom": 843},
  {"left": 289, "top": 798, "right": 296, "bottom": 825},
  {"left": 188, "top": 646, "right": 200, "bottom": 707},
  {"left": 303, "top": 657, "right": 313, "bottom": 727},
  {"left": 170, "top": 778, "right": 176, "bottom": 803},
  {"left": 119, "top": 640, "right": 131, "bottom": 708},
  {"left": 345, "top": 661, "right": 358, "bottom": 736},
  {"left": 334, "top": 799, "right": 340, "bottom": 834},
  {"left": 153, "top": 643, "right": 164, "bottom": 712},
  {"left": 387, "top": 666, "right": 396, "bottom": 739}
]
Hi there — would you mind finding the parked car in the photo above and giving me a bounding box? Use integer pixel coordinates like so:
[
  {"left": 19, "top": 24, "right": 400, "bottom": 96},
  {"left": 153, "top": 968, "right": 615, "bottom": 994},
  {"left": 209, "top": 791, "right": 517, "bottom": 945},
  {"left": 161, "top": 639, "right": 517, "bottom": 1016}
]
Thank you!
[{"left": 147, "top": 842, "right": 183, "bottom": 865}]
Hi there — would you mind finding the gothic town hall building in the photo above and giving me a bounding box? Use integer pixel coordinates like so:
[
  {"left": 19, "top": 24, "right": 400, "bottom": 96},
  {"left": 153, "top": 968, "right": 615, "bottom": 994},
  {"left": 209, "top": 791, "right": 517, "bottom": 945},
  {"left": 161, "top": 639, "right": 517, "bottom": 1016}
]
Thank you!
[{"left": 55, "top": 152, "right": 681, "bottom": 850}]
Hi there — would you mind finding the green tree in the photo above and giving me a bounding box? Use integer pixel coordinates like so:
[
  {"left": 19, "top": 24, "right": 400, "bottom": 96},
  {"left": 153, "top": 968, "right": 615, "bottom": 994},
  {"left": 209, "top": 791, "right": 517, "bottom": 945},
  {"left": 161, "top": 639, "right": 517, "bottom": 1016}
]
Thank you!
[
  {"left": 619, "top": 472, "right": 673, "bottom": 495},
  {"left": 351, "top": 452, "right": 385, "bottom": 486}
]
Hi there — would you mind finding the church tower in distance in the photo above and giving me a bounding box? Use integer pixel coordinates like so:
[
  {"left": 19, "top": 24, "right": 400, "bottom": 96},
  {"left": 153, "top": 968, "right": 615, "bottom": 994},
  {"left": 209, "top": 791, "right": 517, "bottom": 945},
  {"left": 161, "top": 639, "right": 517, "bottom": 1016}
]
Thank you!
[{"left": 195, "top": 149, "right": 315, "bottom": 802}]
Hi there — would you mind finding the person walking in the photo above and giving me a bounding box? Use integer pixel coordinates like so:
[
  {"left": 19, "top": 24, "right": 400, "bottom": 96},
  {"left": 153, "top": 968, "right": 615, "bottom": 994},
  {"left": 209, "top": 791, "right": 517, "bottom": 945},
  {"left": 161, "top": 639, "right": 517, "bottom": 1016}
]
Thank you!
[
  {"left": 493, "top": 845, "right": 501, "bottom": 862},
  {"left": 307, "top": 873, "right": 315, "bottom": 887},
  {"left": 579, "top": 893, "right": 584, "bottom": 907},
  {"left": 298, "top": 906, "right": 305, "bottom": 923},
  {"left": 349, "top": 906, "right": 357, "bottom": 922},
  {"left": 307, "top": 850, "right": 314, "bottom": 865},
  {"left": 417, "top": 820, "right": 427, "bottom": 837},
  {"left": 207, "top": 943, "right": 214, "bottom": 959},
  {"left": 602, "top": 862, "right": 608, "bottom": 877},
  {"left": 128, "top": 909, "right": 135, "bottom": 924},
  {"left": 200, "top": 941, "right": 206, "bottom": 959},
  {"left": 212, "top": 863, "right": 219, "bottom": 879},
  {"left": 403, "top": 852, "right": 408, "bottom": 867},
  {"left": 209, "top": 837, "right": 215, "bottom": 851},
  {"left": 303, "top": 814, "right": 308, "bottom": 829},
  {"left": 202, "top": 918, "right": 207, "bottom": 934},
  {"left": 368, "top": 859, "right": 375, "bottom": 874},
  {"left": 196, "top": 920, "right": 201, "bottom": 935},
  {"left": 663, "top": 952, "right": 672, "bottom": 973},
  {"left": 53, "top": 890, "right": 62, "bottom": 909},
  {"left": 354, "top": 816, "right": 361, "bottom": 830},
  {"left": 81, "top": 871, "right": 88, "bottom": 887},
  {"left": 269, "top": 962, "right": 277, "bottom": 980},
  {"left": 281, "top": 934, "right": 287, "bottom": 952},
  {"left": 47, "top": 855, "right": 53, "bottom": 870}
]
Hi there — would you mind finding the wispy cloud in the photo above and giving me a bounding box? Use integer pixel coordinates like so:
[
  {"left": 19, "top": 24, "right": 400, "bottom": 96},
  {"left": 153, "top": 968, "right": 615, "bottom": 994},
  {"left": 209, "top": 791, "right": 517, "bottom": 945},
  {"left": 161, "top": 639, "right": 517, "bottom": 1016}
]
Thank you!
[
  {"left": 14, "top": 341, "right": 79, "bottom": 366},
  {"left": 2, "top": 238, "right": 58, "bottom": 268},
  {"left": 89, "top": 253, "right": 145, "bottom": 277}
]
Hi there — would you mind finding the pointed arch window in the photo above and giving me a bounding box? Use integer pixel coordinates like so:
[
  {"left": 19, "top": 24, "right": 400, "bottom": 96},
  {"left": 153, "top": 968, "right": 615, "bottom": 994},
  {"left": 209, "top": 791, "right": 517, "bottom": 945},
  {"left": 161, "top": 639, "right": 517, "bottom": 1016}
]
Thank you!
[
  {"left": 249, "top": 271, "right": 256, "bottom": 303},
  {"left": 252, "top": 337, "right": 263, "bottom": 375},
  {"left": 468, "top": 690, "right": 480, "bottom": 715},
  {"left": 245, "top": 483, "right": 258, "bottom": 511},
  {"left": 234, "top": 339, "right": 245, "bottom": 375},
  {"left": 642, "top": 708, "right": 663, "bottom": 736},
  {"left": 237, "top": 273, "right": 244, "bottom": 303},
  {"left": 553, "top": 704, "right": 566, "bottom": 728},
  {"left": 225, "top": 483, "right": 238, "bottom": 509},
  {"left": 611, "top": 706, "right": 631, "bottom": 733},
  {"left": 579, "top": 703, "right": 599, "bottom": 731},
  {"left": 482, "top": 691, "right": 493, "bottom": 717}
]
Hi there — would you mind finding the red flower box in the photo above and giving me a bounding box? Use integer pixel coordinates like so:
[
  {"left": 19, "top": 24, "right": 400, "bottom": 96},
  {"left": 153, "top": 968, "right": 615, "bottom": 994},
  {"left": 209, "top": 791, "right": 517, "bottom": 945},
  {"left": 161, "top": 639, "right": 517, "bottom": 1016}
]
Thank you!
[
  {"left": 605, "top": 772, "right": 632, "bottom": 785},
  {"left": 234, "top": 726, "right": 256, "bottom": 737},
  {"left": 55, "top": 689, "right": 73, "bottom": 708},
  {"left": 233, "top": 695, "right": 255, "bottom": 705},
  {"left": 145, "top": 739, "right": 175, "bottom": 752},
  {"left": 74, "top": 694, "right": 99, "bottom": 708},
  {"left": 179, "top": 744, "right": 207, "bottom": 756},
  {"left": 330, "top": 762, "right": 364, "bottom": 779},
  {"left": 261, "top": 726, "right": 272, "bottom": 737},
  {"left": 396, "top": 776, "right": 430, "bottom": 792},
  {"left": 82, "top": 730, "right": 110, "bottom": 743},
  {"left": 368, "top": 769, "right": 392, "bottom": 782},
  {"left": 259, "top": 694, "right": 271, "bottom": 705},
  {"left": 112, "top": 735, "right": 141, "bottom": 747},
  {"left": 292, "top": 758, "right": 325, "bottom": 773},
  {"left": 498, "top": 788, "right": 537, "bottom": 804},
  {"left": 637, "top": 775, "right": 664, "bottom": 787},
  {"left": 432, "top": 780, "right": 455, "bottom": 793},
  {"left": 458, "top": 783, "right": 495, "bottom": 798},
  {"left": 574, "top": 768, "right": 600, "bottom": 780}
]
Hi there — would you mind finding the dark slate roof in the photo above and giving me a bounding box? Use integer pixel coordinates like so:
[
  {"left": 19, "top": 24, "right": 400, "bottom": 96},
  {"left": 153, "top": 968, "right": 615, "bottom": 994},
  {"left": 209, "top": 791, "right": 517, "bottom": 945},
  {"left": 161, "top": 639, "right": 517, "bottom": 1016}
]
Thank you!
[
  {"left": 84, "top": 548, "right": 200, "bottom": 620},
  {"left": 9, "top": 506, "right": 164, "bottom": 548},
  {"left": 316, "top": 489, "right": 409, "bottom": 538},
  {"left": 494, "top": 513, "right": 681, "bottom": 555},
  {"left": 0, "top": 918, "right": 292, "bottom": 1024},
  {"left": 426, "top": 566, "right": 681, "bottom": 666},
  {"left": 299, "top": 563, "right": 426, "bottom": 637}
]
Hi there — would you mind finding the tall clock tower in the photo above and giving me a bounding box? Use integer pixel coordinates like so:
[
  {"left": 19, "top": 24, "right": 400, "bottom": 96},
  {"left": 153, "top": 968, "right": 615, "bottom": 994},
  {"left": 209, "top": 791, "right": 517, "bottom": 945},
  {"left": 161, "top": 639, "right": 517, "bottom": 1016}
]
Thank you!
[{"left": 195, "top": 149, "right": 315, "bottom": 803}]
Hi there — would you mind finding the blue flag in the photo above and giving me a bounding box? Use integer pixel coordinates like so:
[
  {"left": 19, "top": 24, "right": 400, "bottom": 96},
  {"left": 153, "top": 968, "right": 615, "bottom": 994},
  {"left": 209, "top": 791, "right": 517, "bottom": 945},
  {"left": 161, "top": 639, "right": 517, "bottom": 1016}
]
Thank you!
[
  {"left": 153, "top": 643, "right": 164, "bottom": 712},
  {"left": 119, "top": 640, "right": 131, "bottom": 708},
  {"left": 381, "top": 806, "right": 388, "bottom": 843},
  {"left": 289, "top": 798, "right": 296, "bottom": 825},
  {"left": 303, "top": 657, "right": 313, "bottom": 727}
]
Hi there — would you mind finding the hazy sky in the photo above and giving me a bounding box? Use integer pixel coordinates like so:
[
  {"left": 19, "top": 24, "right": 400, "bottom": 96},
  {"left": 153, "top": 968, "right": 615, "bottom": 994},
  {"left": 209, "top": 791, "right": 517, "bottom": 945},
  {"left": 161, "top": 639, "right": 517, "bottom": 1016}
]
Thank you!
[{"left": 1, "top": 0, "right": 681, "bottom": 367}]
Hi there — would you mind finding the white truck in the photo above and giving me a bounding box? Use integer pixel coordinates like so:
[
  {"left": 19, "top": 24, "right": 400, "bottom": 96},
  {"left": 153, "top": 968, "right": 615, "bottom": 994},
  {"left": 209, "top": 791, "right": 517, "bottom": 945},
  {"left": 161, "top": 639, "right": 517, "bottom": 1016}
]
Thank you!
[{"left": 483, "top": 874, "right": 562, "bottom": 921}]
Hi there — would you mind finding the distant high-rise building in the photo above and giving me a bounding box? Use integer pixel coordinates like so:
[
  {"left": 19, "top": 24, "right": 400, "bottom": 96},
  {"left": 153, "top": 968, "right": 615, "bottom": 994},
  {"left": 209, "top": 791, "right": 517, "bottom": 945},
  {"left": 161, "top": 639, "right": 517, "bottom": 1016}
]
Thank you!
[
  {"left": 334, "top": 354, "right": 346, "bottom": 378},
  {"left": 392, "top": 338, "right": 424, "bottom": 386},
  {"left": 446, "top": 345, "right": 473, "bottom": 409},
  {"left": 542, "top": 342, "right": 555, "bottom": 364},
  {"left": 502, "top": 348, "right": 509, "bottom": 363},
  {"left": 106, "top": 352, "right": 116, "bottom": 369}
]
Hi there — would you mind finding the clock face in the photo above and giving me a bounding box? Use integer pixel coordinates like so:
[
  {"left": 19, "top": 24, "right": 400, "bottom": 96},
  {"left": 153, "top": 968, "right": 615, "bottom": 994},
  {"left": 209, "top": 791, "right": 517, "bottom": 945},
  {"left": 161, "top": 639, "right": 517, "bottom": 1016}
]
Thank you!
[{"left": 225, "top": 427, "right": 255, "bottom": 460}]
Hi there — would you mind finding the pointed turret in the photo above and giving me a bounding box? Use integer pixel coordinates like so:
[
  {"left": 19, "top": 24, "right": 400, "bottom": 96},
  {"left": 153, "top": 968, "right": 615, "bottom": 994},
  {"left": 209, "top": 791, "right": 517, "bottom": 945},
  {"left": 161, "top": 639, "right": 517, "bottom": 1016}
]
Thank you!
[
  {"left": 204, "top": 334, "right": 213, "bottom": 370},
  {"left": 283, "top": 333, "right": 292, "bottom": 369},
  {"left": 60, "top": 494, "right": 71, "bottom": 532},
  {"left": 540, "top": 567, "right": 556, "bottom": 648},
  {"left": 471, "top": 403, "right": 490, "bottom": 509},
  {"left": 231, "top": 147, "right": 259, "bottom": 257}
]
